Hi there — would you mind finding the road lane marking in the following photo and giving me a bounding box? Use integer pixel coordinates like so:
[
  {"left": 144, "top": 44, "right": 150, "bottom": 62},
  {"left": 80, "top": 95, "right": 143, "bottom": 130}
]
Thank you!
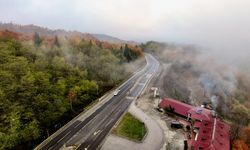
[
  {"left": 126, "top": 96, "right": 134, "bottom": 100},
  {"left": 74, "top": 121, "right": 82, "bottom": 129},
  {"left": 48, "top": 146, "right": 53, "bottom": 150},
  {"left": 146, "top": 74, "right": 152, "bottom": 78},
  {"left": 105, "top": 118, "right": 114, "bottom": 127},
  {"left": 93, "top": 130, "right": 101, "bottom": 136},
  {"left": 56, "top": 130, "right": 71, "bottom": 144},
  {"left": 138, "top": 83, "right": 145, "bottom": 85},
  {"left": 85, "top": 145, "right": 90, "bottom": 150}
]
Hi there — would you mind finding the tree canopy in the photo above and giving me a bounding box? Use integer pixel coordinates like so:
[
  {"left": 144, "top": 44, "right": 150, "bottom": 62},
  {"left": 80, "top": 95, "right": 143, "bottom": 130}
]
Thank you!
[{"left": 0, "top": 33, "right": 143, "bottom": 149}]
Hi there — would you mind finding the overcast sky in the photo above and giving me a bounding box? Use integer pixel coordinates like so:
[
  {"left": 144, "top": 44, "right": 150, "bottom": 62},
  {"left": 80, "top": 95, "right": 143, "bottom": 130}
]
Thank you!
[{"left": 1, "top": 0, "right": 250, "bottom": 64}]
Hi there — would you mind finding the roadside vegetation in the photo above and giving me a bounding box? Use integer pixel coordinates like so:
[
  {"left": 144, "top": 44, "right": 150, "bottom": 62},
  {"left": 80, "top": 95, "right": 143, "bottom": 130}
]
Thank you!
[
  {"left": 142, "top": 41, "right": 250, "bottom": 149},
  {"left": 113, "top": 112, "right": 147, "bottom": 142},
  {"left": 0, "top": 30, "right": 143, "bottom": 150}
]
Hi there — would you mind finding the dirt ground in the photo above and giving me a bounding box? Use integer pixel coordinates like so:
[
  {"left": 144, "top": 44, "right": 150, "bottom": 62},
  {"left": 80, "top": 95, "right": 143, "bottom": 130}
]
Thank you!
[{"left": 135, "top": 62, "right": 187, "bottom": 150}]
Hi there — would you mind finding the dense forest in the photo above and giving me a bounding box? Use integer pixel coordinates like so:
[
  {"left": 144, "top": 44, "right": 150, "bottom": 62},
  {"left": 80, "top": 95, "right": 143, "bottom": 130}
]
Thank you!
[
  {"left": 143, "top": 41, "right": 250, "bottom": 150},
  {"left": 0, "top": 30, "right": 143, "bottom": 150}
]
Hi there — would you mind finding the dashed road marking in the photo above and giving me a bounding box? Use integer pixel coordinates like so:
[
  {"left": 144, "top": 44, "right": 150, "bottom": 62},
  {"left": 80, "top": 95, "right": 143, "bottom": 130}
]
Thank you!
[
  {"left": 56, "top": 131, "right": 71, "bottom": 144},
  {"left": 126, "top": 96, "right": 135, "bottom": 100},
  {"left": 93, "top": 130, "right": 102, "bottom": 136}
]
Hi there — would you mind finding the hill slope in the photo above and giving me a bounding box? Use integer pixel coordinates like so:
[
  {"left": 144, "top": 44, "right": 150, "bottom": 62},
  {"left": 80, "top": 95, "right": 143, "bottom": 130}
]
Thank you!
[
  {"left": 0, "top": 23, "right": 137, "bottom": 44},
  {"left": 93, "top": 34, "right": 138, "bottom": 45}
]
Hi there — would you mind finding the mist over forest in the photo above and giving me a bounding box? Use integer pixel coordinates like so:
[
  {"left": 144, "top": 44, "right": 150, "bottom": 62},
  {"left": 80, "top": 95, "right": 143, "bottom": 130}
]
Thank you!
[
  {"left": 1, "top": 0, "right": 250, "bottom": 149},
  {"left": 0, "top": 27, "right": 144, "bottom": 149}
]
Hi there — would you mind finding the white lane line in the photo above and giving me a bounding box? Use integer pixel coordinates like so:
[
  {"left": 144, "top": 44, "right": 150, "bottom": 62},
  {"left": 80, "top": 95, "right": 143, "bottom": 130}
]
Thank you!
[
  {"left": 74, "top": 121, "right": 82, "bottom": 129},
  {"left": 93, "top": 130, "right": 101, "bottom": 136},
  {"left": 104, "top": 109, "right": 122, "bottom": 128},
  {"left": 126, "top": 96, "right": 134, "bottom": 100},
  {"left": 56, "top": 130, "right": 71, "bottom": 144},
  {"left": 105, "top": 119, "right": 114, "bottom": 127},
  {"left": 138, "top": 83, "right": 145, "bottom": 86},
  {"left": 146, "top": 74, "right": 152, "bottom": 78},
  {"left": 84, "top": 145, "right": 90, "bottom": 150}
]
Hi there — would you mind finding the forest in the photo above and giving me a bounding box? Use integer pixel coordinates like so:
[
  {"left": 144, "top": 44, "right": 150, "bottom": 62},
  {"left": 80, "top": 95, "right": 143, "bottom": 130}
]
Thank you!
[{"left": 0, "top": 30, "right": 143, "bottom": 149}]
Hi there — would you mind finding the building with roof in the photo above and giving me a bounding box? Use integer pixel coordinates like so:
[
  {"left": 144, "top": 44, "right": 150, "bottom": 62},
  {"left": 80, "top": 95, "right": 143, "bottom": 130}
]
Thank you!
[{"left": 159, "top": 98, "right": 230, "bottom": 150}]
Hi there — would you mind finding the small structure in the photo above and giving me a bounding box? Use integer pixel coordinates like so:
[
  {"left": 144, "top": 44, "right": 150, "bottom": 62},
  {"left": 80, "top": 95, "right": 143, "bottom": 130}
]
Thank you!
[
  {"left": 151, "top": 87, "right": 158, "bottom": 98},
  {"left": 159, "top": 98, "right": 230, "bottom": 150}
]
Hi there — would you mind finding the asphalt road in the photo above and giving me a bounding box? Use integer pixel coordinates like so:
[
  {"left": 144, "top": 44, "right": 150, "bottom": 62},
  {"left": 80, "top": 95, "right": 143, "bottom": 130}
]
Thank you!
[{"left": 35, "top": 54, "right": 159, "bottom": 150}]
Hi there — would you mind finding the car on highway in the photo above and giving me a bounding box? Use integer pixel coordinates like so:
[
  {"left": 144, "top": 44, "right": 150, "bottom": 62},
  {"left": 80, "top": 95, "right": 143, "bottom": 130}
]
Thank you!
[{"left": 114, "top": 90, "right": 120, "bottom": 96}]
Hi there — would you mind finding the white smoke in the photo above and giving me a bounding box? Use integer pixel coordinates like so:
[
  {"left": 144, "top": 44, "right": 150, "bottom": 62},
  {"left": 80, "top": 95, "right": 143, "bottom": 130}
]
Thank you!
[{"left": 210, "top": 95, "right": 218, "bottom": 109}]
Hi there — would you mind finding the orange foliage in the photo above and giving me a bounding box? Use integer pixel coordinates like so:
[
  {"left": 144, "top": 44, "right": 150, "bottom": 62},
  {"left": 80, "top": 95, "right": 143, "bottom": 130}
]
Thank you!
[
  {"left": 0, "top": 30, "right": 143, "bottom": 57},
  {"left": 0, "top": 30, "right": 55, "bottom": 47},
  {"left": 241, "top": 127, "right": 250, "bottom": 148},
  {"left": 0, "top": 30, "right": 31, "bottom": 41},
  {"left": 92, "top": 40, "right": 122, "bottom": 50},
  {"left": 232, "top": 140, "right": 249, "bottom": 150},
  {"left": 100, "top": 41, "right": 113, "bottom": 49},
  {"left": 128, "top": 44, "right": 144, "bottom": 57},
  {"left": 233, "top": 126, "right": 250, "bottom": 150},
  {"left": 69, "top": 36, "right": 82, "bottom": 45}
]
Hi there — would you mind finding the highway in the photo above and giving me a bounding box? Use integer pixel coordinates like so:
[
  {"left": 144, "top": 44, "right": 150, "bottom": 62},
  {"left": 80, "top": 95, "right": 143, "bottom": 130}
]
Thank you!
[{"left": 35, "top": 54, "right": 159, "bottom": 150}]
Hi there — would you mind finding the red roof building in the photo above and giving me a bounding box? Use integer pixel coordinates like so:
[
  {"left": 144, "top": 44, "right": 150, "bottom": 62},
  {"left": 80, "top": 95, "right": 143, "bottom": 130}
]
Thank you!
[
  {"left": 159, "top": 98, "right": 230, "bottom": 150},
  {"left": 159, "top": 98, "right": 193, "bottom": 117}
]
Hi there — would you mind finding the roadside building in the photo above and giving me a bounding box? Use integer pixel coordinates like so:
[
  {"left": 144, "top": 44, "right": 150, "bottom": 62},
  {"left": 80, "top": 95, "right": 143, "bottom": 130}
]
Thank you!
[{"left": 159, "top": 98, "right": 230, "bottom": 150}]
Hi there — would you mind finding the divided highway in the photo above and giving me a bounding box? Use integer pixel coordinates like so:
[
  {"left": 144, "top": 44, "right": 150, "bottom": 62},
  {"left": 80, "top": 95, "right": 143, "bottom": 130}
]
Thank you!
[{"left": 35, "top": 54, "right": 159, "bottom": 150}]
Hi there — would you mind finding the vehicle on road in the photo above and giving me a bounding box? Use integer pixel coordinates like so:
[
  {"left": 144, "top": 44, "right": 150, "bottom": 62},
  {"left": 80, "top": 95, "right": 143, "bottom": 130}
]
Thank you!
[{"left": 114, "top": 90, "right": 120, "bottom": 96}]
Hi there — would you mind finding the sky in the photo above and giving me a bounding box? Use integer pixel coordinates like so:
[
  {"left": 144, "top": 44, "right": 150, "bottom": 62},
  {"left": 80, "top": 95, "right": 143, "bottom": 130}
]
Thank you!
[{"left": 1, "top": 0, "right": 250, "bottom": 65}]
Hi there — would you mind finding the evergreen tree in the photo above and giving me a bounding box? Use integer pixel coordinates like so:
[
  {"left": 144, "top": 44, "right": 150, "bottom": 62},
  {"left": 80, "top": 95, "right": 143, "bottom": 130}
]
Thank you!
[
  {"left": 33, "top": 32, "right": 42, "bottom": 47},
  {"left": 124, "top": 44, "right": 132, "bottom": 62},
  {"left": 54, "top": 35, "right": 60, "bottom": 47}
]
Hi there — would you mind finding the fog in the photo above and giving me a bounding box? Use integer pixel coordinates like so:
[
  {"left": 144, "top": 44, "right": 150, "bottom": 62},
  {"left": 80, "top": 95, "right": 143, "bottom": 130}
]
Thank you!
[{"left": 0, "top": 0, "right": 250, "bottom": 68}]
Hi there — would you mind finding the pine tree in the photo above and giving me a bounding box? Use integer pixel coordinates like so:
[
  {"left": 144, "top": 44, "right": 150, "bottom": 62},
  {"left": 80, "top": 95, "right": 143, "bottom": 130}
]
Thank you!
[
  {"left": 33, "top": 32, "right": 42, "bottom": 47},
  {"left": 124, "top": 44, "right": 132, "bottom": 62},
  {"left": 54, "top": 35, "right": 60, "bottom": 47}
]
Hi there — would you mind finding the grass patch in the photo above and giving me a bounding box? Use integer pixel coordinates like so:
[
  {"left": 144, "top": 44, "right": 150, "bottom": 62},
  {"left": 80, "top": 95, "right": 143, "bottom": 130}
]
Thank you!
[{"left": 113, "top": 112, "right": 147, "bottom": 142}]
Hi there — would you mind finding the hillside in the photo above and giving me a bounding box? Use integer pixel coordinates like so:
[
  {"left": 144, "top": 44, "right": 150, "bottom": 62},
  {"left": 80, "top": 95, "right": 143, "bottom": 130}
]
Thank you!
[
  {"left": 0, "top": 23, "right": 137, "bottom": 45},
  {"left": 0, "top": 23, "right": 98, "bottom": 40},
  {"left": 93, "top": 34, "right": 138, "bottom": 45}
]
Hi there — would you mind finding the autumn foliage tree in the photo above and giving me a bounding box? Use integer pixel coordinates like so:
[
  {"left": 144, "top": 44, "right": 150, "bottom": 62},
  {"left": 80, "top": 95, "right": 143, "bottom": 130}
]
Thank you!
[
  {"left": 123, "top": 44, "right": 143, "bottom": 62},
  {"left": 232, "top": 140, "right": 248, "bottom": 150}
]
